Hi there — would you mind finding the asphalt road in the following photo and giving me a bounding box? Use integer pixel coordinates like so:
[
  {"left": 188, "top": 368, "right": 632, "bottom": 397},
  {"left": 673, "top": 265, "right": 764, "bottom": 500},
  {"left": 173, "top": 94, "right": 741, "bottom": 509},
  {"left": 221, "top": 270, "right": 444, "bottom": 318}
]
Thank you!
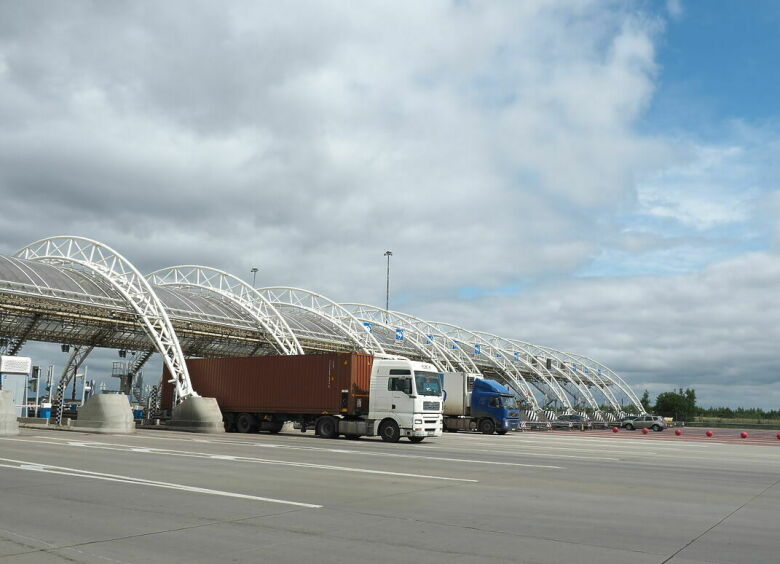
[{"left": 1, "top": 427, "right": 778, "bottom": 563}]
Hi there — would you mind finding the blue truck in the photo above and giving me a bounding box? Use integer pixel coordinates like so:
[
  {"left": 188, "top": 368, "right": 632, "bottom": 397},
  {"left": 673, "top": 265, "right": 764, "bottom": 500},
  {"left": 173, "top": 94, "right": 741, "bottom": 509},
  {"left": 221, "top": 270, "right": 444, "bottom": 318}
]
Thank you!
[{"left": 441, "top": 372, "right": 521, "bottom": 435}]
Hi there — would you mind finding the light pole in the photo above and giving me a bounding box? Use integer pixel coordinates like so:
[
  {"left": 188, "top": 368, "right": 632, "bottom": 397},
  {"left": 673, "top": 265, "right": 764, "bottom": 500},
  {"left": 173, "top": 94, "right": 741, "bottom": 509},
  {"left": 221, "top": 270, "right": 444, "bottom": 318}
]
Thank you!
[
  {"left": 384, "top": 251, "right": 392, "bottom": 322},
  {"left": 250, "top": 267, "right": 258, "bottom": 288}
]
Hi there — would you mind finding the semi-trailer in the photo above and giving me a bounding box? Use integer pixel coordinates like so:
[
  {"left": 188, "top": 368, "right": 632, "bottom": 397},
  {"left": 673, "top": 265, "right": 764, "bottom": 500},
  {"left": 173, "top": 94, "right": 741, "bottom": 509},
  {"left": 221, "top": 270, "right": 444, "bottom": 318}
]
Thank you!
[
  {"left": 441, "top": 372, "right": 521, "bottom": 434},
  {"left": 161, "top": 352, "right": 443, "bottom": 443}
]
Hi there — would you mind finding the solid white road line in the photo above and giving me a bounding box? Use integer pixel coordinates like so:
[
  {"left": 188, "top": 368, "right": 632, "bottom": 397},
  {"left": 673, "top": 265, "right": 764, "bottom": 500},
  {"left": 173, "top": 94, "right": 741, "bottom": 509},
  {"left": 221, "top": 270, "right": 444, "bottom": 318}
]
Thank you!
[
  {"left": 0, "top": 457, "right": 322, "bottom": 508},
  {"left": 0, "top": 438, "right": 482, "bottom": 481}
]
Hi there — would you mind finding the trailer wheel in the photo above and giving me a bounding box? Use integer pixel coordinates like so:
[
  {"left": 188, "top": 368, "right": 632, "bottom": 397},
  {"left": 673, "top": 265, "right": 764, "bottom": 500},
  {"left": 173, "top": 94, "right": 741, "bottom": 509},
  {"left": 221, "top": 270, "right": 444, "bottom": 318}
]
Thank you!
[
  {"left": 316, "top": 416, "right": 339, "bottom": 439},
  {"left": 408, "top": 436, "right": 425, "bottom": 443},
  {"left": 378, "top": 419, "right": 401, "bottom": 443},
  {"left": 235, "top": 413, "right": 258, "bottom": 434},
  {"left": 479, "top": 419, "right": 496, "bottom": 435},
  {"left": 268, "top": 421, "right": 284, "bottom": 434}
]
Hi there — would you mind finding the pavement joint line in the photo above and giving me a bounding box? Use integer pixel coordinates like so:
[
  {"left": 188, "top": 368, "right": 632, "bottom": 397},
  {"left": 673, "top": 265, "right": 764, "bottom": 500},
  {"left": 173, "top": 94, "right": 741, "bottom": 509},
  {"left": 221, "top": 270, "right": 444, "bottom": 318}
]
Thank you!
[
  {"left": 0, "top": 457, "right": 322, "bottom": 508},
  {"left": 0, "top": 438, "right": 483, "bottom": 481},
  {"left": 0, "top": 506, "right": 315, "bottom": 560},
  {"left": 659, "top": 476, "right": 780, "bottom": 564}
]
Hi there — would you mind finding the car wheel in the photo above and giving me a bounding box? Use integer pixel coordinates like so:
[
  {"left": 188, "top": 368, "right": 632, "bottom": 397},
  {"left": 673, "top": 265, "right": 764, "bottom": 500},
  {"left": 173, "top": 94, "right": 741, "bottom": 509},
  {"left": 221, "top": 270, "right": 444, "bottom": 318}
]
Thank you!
[
  {"left": 651, "top": 424, "right": 661, "bottom": 432},
  {"left": 379, "top": 419, "right": 401, "bottom": 443},
  {"left": 625, "top": 423, "right": 635, "bottom": 431},
  {"left": 479, "top": 419, "right": 496, "bottom": 435}
]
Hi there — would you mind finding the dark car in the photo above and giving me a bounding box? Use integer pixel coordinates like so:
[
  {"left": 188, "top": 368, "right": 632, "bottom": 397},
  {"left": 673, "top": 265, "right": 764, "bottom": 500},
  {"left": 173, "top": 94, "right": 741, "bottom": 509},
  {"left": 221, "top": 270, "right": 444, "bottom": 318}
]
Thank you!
[{"left": 551, "top": 414, "right": 593, "bottom": 430}]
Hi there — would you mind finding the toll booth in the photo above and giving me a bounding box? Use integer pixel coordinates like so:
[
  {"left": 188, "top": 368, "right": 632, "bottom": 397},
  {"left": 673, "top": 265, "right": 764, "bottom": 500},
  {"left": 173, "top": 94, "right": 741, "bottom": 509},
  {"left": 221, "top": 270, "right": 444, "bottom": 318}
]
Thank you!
[{"left": 0, "top": 356, "right": 32, "bottom": 417}]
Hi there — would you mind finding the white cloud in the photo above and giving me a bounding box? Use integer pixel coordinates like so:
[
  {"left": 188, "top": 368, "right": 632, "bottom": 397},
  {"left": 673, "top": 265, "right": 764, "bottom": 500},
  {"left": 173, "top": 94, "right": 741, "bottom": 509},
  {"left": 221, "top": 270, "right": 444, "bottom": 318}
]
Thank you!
[{"left": 1, "top": 2, "right": 779, "bottom": 408}]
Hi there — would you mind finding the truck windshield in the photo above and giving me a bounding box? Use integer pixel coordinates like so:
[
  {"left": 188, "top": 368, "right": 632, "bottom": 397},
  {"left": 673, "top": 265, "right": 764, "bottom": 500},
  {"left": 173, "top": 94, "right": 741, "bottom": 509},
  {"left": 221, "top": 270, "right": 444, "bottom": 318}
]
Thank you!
[
  {"left": 414, "top": 372, "right": 443, "bottom": 396},
  {"left": 500, "top": 395, "right": 518, "bottom": 409}
]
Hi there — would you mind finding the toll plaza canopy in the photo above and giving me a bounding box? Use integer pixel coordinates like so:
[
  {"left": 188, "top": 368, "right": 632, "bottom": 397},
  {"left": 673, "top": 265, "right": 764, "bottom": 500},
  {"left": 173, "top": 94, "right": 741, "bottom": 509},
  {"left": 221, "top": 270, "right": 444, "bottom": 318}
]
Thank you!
[{"left": 0, "top": 236, "right": 643, "bottom": 420}]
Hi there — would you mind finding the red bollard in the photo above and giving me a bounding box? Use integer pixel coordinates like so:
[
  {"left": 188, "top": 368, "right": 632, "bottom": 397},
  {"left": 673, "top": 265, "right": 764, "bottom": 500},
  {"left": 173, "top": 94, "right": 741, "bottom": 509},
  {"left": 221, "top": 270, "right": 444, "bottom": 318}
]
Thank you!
[
  {"left": 777, "top": 433, "right": 780, "bottom": 441},
  {"left": 612, "top": 426, "right": 619, "bottom": 433},
  {"left": 706, "top": 430, "right": 713, "bottom": 437},
  {"left": 740, "top": 432, "right": 748, "bottom": 439},
  {"left": 641, "top": 427, "right": 649, "bottom": 435},
  {"left": 675, "top": 429, "right": 683, "bottom": 436}
]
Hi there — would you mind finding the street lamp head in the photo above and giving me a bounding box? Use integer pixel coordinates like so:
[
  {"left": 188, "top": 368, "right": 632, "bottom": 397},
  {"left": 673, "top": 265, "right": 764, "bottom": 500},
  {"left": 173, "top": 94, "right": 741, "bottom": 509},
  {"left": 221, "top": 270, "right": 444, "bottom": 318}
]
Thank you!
[
  {"left": 384, "top": 250, "right": 392, "bottom": 257},
  {"left": 250, "top": 267, "right": 258, "bottom": 273}
]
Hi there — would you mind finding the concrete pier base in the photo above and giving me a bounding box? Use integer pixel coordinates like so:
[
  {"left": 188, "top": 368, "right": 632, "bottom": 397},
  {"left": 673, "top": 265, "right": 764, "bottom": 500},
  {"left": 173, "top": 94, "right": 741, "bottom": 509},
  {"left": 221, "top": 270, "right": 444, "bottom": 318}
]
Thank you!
[
  {"left": 71, "top": 394, "right": 135, "bottom": 434},
  {"left": 168, "top": 396, "right": 225, "bottom": 433},
  {"left": 0, "top": 390, "right": 20, "bottom": 436}
]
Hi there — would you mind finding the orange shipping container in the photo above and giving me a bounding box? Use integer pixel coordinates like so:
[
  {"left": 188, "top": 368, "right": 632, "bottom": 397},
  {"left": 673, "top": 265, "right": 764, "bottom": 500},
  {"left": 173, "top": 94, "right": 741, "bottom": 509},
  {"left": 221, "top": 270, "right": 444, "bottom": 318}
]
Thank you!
[{"left": 162, "top": 353, "right": 373, "bottom": 416}]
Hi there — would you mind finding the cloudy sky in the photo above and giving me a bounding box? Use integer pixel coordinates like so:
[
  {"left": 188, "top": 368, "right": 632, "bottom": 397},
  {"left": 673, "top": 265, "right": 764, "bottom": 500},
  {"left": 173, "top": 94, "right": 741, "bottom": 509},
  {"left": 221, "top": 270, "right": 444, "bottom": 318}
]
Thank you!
[{"left": 1, "top": 1, "right": 778, "bottom": 408}]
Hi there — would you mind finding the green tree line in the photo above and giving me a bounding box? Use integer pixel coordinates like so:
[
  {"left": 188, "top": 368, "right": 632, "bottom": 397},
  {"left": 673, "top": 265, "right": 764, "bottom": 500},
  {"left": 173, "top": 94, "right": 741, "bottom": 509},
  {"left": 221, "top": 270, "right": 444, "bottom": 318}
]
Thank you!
[{"left": 636, "top": 388, "right": 780, "bottom": 421}]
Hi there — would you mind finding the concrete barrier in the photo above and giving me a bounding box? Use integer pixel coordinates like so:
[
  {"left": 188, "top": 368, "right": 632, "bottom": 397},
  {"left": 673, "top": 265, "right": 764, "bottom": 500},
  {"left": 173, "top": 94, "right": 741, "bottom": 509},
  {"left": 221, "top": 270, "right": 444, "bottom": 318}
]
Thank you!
[
  {"left": 168, "top": 396, "right": 225, "bottom": 433},
  {"left": 71, "top": 394, "right": 135, "bottom": 434},
  {"left": 0, "top": 390, "right": 20, "bottom": 436}
]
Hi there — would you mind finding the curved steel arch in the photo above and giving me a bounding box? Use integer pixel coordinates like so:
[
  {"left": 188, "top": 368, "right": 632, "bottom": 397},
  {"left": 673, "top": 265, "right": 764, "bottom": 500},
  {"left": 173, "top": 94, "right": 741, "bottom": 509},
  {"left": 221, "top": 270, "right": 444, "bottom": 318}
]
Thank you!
[
  {"left": 472, "top": 331, "right": 572, "bottom": 410},
  {"left": 15, "top": 236, "right": 196, "bottom": 400},
  {"left": 537, "top": 345, "right": 623, "bottom": 414},
  {"left": 388, "top": 311, "right": 481, "bottom": 374},
  {"left": 258, "top": 287, "right": 384, "bottom": 354},
  {"left": 340, "top": 303, "right": 450, "bottom": 371},
  {"left": 147, "top": 266, "right": 303, "bottom": 356},
  {"left": 570, "top": 353, "right": 644, "bottom": 413},
  {"left": 428, "top": 322, "right": 540, "bottom": 411},
  {"left": 509, "top": 340, "right": 601, "bottom": 412},
  {"left": 340, "top": 303, "right": 455, "bottom": 372}
]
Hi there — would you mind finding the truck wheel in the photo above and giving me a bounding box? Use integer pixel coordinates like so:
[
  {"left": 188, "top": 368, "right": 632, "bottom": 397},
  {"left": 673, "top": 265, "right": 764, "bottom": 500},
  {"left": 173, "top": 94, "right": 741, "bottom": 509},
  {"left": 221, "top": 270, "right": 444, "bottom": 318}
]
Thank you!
[
  {"left": 316, "top": 416, "right": 338, "bottom": 439},
  {"left": 268, "top": 421, "right": 284, "bottom": 434},
  {"left": 479, "top": 419, "right": 496, "bottom": 435},
  {"left": 408, "top": 436, "right": 425, "bottom": 443},
  {"left": 235, "top": 413, "right": 258, "bottom": 433},
  {"left": 378, "top": 419, "right": 401, "bottom": 443}
]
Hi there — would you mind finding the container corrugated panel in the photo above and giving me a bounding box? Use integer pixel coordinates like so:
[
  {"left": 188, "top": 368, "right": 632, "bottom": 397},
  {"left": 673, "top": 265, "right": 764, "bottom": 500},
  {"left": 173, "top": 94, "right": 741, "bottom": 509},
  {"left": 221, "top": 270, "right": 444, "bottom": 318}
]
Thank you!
[{"left": 162, "top": 353, "right": 373, "bottom": 415}]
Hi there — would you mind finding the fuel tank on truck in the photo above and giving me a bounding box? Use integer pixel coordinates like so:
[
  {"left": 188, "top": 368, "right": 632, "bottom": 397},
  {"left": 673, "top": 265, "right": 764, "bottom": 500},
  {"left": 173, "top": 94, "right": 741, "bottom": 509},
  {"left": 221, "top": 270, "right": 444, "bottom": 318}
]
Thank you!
[{"left": 161, "top": 353, "right": 373, "bottom": 416}]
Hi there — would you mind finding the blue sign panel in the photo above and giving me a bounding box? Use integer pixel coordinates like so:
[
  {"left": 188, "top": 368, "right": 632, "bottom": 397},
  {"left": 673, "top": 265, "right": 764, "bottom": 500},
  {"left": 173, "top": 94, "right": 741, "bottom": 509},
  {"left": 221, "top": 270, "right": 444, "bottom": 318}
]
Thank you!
[
  {"left": 425, "top": 335, "right": 434, "bottom": 345},
  {"left": 363, "top": 321, "right": 372, "bottom": 333},
  {"left": 514, "top": 352, "right": 520, "bottom": 362},
  {"left": 474, "top": 344, "right": 481, "bottom": 355},
  {"left": 395, "top": 328, "right": 405, "bottom": 341}
]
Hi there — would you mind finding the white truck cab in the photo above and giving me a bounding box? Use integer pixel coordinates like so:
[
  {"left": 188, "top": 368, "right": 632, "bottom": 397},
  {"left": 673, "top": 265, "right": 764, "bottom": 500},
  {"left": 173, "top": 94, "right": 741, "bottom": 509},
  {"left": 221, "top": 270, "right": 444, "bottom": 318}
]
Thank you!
[{"left": 368, "top": 356, "right": 444, "bottom": 443}]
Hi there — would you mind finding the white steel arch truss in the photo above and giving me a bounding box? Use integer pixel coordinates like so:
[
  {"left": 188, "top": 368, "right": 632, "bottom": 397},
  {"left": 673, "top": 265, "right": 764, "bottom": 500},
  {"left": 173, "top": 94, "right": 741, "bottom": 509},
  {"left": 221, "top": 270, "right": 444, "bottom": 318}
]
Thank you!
[
  {"left": 472, "top": 331, "right": 573, "bottom": 410},
  {"left": 537, "top": 345, "right": 624, "bottom": 414},
  {"left": 510, "top": 340, "right": 601, "bottom": 412},
  {"left": 340, "top": 303, "right": 454, "bottom": 372},
  {"left": 258, "top": 287, "right": 384, "bottom": 354},
  {"left": 147, "top": 266, "right": 303, "bottom": 356},
  {"left": 570, "top": 353, "right": 644, "bottom": 413},
  {"left": 389, "top": 311, "right": 481, "bottom": 374},
  {"left": 15, "top": 236, "right": 197, "bottom": 401},
  {"left": 428, "top": 322, "right": 540, "bottom": 411}
]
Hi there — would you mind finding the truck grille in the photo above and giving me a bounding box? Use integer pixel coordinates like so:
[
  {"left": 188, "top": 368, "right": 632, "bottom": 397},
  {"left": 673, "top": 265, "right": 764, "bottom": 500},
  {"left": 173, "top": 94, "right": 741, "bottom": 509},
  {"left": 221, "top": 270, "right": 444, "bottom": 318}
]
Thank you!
[{"left": 423, "top": 401, "right": 440, "bottom": 411}]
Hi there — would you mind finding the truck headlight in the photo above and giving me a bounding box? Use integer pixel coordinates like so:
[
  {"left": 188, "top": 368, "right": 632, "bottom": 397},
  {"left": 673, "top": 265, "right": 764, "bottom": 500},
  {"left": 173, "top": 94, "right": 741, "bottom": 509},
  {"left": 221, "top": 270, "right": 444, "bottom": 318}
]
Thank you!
[{"left": 414, "top": 419, "right": 423, "bottom": 424}]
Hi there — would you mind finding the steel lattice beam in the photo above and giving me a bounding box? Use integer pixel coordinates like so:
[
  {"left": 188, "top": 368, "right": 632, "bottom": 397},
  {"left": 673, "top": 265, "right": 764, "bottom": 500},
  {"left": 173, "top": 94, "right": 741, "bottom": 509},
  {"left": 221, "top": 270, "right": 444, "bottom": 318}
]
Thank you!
[
  {"left": 15, "top": 236, "right": 197, "bottom": 401},
  {"left": 147, "top": 266, "right": 303, "bottom": 356}
]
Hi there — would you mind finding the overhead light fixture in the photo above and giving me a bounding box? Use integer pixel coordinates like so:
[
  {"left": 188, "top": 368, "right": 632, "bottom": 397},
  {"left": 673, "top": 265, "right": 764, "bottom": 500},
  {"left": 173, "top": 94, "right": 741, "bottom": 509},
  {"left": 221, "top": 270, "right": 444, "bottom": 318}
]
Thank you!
[
  {"left": 61, "top": 344, "right": 70, "bottom": 353},
  {"left": 118, "top": 349, "right": 127, "bottom": 358}
]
